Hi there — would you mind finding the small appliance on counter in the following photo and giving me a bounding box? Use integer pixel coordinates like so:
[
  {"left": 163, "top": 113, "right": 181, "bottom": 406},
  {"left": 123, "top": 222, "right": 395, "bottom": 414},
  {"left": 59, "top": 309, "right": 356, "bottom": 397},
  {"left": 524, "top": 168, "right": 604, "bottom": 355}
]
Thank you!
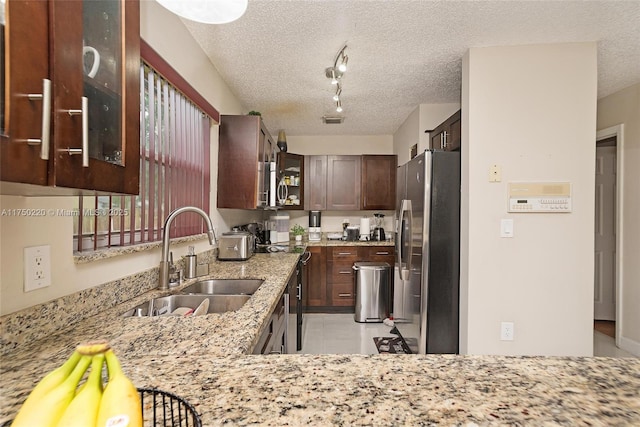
[
  {"left": 235, "top": 222, "right": 267, "bottom": 248},
  {"left": 359, "top": 216, "right": 371, "bottom": 241},
  {"left": 345, "top": 225, "right": 360, "bottom": 241},
  {"left": 308, "top": 210, "right": 322, "bottom": 241},
  {"left": 218, "top": 231, "right": 255, "bottom": 261},
  {"left": 371, "top": 213, "right": 386, "bottom": 241},
  {"left": 268, "top": 213, "right": 290, "bottom": 244}
]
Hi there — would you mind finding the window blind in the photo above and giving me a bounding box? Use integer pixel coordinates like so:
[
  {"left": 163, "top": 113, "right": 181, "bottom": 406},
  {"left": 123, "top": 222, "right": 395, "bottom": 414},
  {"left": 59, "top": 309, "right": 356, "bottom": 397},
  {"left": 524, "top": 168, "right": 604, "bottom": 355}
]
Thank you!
[{"left": 74, "top": 62, "right": 211, "bottom": 252}]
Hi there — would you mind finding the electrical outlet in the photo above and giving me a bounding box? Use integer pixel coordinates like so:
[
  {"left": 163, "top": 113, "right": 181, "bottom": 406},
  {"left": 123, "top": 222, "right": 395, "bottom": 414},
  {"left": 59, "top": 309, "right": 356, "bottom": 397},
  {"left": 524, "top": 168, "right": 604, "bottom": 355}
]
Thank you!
[
  {"left": 24, "top": 245, "right": 51, "bottom": 292},
  {"left": 500, "top": 322, "right": 514, "bottom": 341}
]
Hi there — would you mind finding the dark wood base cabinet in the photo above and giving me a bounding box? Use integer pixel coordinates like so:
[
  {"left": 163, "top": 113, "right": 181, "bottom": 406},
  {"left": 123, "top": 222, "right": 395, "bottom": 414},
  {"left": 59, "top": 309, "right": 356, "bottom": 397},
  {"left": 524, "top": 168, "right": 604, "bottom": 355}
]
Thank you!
[
  {"left": 304, "top": 245, "right": 395, "bottom": 313},
  {"left": 253, "top": 287, "right": 287, "bottom": 354}
]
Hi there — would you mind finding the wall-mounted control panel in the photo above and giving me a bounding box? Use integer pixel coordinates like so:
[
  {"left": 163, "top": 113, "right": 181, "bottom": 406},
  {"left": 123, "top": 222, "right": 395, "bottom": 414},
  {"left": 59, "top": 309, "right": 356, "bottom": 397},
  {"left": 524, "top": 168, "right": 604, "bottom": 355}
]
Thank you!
[{"left": 508, "top": 182, "right": 571, "bottom": 213}]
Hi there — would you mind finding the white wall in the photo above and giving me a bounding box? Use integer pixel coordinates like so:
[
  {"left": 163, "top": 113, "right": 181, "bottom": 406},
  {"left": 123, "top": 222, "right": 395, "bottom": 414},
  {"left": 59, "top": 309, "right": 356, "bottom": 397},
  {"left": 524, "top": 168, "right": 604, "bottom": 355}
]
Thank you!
[
  {"left": 393, "top": 106, "right": 420, "bottom": 164},
  {"left": 596, "top": 82, "right": 640, "bottom": 355},
  {"left": 287, "top": 135, "right": 393, "bottom": 156},
  {"left": 0, "top": 1, "right": 259, "bottom": 315},
  {"left": 460, "top": 42, "right": 597, "bottom": 356}
]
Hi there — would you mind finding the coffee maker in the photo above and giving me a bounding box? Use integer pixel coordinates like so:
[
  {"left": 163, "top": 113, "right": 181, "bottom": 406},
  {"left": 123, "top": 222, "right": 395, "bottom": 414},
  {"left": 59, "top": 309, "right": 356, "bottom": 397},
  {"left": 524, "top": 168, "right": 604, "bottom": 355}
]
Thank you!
[
  {"left": 308, "top": 211, "right": 322, "bottom": 241},
  {"left": 371, "top": 213, "right": 386, "bottom": 241}
]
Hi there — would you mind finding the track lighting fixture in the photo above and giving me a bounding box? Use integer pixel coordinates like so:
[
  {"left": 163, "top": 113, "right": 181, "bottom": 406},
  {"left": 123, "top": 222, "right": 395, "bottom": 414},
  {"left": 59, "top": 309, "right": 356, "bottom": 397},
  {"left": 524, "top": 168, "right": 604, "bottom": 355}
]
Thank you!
[
  {"left": 325, "top": 44, "right": 348, "bottom": 115},
  {"left": 333, "top": 85, "right": 342, "bottom": 102}
]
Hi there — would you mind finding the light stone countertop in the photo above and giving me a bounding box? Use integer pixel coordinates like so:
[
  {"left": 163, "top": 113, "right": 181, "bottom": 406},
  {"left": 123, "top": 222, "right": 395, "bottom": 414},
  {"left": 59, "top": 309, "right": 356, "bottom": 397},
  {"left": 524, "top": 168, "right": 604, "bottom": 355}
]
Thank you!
[{"left": 1, "top": 249, "right": 639, "bottom": 426}]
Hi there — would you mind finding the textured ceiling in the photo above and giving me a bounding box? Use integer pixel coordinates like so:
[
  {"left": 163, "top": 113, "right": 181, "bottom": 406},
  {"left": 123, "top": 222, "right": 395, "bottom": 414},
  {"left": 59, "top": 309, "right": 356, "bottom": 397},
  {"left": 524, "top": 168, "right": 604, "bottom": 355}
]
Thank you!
[{"left": 182, "top": 0, "right": 640, "bottom": 136}]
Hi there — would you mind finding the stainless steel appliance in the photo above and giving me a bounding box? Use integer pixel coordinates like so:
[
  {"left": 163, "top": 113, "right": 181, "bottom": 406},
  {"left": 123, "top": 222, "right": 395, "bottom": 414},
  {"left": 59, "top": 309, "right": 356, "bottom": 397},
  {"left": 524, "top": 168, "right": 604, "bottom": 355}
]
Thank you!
[
  {"left": 236, "top": 222, "right": 267, "bottom": 247},
  {"left": 345, "top": 225, "right": 360, "bottom": 241},
  {"left": 217, "top": 231, "right": 255, "bottom": 261},
  {"left": 354, "top": 262, "right": 391, "bottom": 323},
  {"left": 308, "top": 210, "right": 322, "bottom": 241},
  {"left": 288, "top": 250, "right": 311, "bottom": 351},
  {"left": 371, "top": 213, "right": 386, "bottom": 241},
  {"left": 394, "top": 150, "right": 461, "bottom": 354}
]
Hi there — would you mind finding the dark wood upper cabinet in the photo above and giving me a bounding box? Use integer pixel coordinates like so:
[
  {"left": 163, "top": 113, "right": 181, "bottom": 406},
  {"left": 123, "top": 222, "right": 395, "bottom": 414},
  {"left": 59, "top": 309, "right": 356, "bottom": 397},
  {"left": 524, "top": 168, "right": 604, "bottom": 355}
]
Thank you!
[
  {"left": 1, "top": 0, "right": 140, "bottom": 196},
  {"left": 429, "top": 110, "right": 461, "bottom": 152},
  {"left": 305, "top": 154, "right": 397, "bottom": 211},
  {"left": 304, "top": 155, "right": 327, "bottom": 210},
  {"left": 326, "top": 155, "right": 361, "bottom": 210},
  {"left": 361, "top": 155, "right": 397, "bottom": 210},
  {"left": 277, "top": 151, "right": 304, "bottom": 210},
  {"left": 217, "top": 115, "right": 276, "bottom": 209}
]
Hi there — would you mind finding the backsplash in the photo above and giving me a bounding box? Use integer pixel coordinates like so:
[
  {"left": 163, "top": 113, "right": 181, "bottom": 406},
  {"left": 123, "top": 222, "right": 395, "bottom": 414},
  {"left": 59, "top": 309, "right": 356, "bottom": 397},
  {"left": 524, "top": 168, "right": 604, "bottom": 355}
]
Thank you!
[{"left": 0, "top": 249, "right": 216, "bottom": 355}]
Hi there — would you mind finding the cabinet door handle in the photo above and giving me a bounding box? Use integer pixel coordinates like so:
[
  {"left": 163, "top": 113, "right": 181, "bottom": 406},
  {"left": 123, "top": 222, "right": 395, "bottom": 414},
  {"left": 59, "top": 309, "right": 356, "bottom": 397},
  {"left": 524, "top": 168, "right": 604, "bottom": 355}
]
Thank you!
[
  {"left": 440, "top": 133, "right": 444, "bottom": 150},
  {"left": 442, "top": 131, "right": 448, "bottom": 149},
  {"left": 338, "top": 270, "right": 352, "bottom": 274},
  {"left": 64, "top": 97, "right": 89, "bottom": 167},
  {"left": 25, "top": 79, "right": 52, "bottom": 160},
  {"left": 338, "top": 293, "right": 352, "bottom": 298}
]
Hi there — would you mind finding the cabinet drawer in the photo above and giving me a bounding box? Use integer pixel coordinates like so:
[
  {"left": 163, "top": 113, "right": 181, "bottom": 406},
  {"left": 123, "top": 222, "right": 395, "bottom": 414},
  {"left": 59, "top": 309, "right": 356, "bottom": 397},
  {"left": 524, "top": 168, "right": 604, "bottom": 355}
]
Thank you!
[
  {"left": 329, "top": 247, "right": 359, "bottom": 261},
  {"left": 331, "top": 282, "right": 355, "bottom": 306},
  {"left": 329, "top": 261, "right": 356, "bottom": 284},
  {"left": 363, "top": 246, "right": 395, "bottom": 263}
]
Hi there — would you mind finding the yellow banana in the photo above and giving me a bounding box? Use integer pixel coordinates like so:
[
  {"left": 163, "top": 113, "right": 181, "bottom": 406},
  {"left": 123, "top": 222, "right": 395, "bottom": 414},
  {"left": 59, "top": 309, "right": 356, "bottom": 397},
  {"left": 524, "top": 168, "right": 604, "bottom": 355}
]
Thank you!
[
  {"left": 96, "top": 349, "right": 142, "bottom": 427},
  {"left": 11, "top": 350, "right": 81, "bottom": 423},
  {"left": 76, "top": 340, "right": 111, "bottom": 356},
  {"left": 55, "top": 353, "right": 105, "bottom": 427},
  {"left": 12, "top": 355, "right": 91, "bottom": 427}
]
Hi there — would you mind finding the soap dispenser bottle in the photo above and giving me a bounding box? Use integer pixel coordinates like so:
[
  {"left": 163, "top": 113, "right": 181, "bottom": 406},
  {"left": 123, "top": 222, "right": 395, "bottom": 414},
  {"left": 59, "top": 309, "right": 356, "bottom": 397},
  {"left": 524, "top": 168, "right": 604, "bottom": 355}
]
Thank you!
[{"left": 185, "top": 246, "right": 197, "bottom": 279}]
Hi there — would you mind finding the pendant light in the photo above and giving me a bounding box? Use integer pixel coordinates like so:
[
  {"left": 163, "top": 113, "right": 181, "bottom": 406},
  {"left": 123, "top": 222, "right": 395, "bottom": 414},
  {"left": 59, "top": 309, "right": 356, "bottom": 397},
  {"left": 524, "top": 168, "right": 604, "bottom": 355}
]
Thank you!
[{"left": 156, "top": 0, "right": 248, "bottom": 25}]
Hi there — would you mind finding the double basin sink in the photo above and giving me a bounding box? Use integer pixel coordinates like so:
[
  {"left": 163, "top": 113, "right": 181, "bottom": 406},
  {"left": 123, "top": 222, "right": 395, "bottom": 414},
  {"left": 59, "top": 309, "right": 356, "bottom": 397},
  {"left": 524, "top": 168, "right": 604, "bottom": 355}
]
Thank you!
[{"left": 122, "top": 279, "right": 264, "bottom": 317}]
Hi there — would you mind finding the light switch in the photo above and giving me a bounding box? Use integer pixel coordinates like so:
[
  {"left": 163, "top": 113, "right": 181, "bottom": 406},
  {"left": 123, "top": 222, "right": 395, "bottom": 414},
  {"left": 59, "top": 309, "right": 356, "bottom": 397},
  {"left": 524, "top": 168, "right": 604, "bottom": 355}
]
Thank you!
[
  {"left": 500, "top": 219, "right": 514, "bottom": 238},
  {"left": 489, "top": 164, "right": 502, "bottom": 182}
]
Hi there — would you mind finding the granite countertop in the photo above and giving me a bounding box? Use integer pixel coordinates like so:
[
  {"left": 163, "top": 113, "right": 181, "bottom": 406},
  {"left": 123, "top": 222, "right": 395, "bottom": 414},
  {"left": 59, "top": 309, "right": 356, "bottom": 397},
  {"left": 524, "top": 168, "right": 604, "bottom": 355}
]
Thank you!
[{"left": 2, "top": 249, "right": 639, "bottom": 426}]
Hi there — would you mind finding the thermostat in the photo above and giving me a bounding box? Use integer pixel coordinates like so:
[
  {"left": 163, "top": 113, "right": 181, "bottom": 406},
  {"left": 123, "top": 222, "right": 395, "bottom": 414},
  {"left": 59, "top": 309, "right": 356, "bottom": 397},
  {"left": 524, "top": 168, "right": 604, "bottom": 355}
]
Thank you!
[{"left": 508, "top": 182, "right": 571, "bottom": 213}]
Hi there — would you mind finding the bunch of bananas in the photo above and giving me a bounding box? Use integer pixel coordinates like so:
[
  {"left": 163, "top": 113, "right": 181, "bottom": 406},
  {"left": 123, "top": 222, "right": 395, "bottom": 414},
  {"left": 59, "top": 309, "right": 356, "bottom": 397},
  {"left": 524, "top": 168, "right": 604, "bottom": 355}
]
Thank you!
[{"left": 12, "top": 341, "right": 143, "bottom": 427}]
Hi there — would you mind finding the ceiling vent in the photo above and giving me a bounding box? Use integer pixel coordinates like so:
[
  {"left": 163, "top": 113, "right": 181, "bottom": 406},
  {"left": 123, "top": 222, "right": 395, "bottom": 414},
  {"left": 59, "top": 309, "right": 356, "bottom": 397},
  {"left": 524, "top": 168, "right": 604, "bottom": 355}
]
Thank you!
[{"left": 322, "top": 116, "right": 344, "bottom": 124}]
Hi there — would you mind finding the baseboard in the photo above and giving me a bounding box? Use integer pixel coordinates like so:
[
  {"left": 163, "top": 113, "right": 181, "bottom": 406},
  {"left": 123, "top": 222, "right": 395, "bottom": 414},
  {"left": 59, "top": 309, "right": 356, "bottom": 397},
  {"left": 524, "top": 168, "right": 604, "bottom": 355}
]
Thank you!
[{"left": 619, "top": 335, "right": 640, "bottom": 357}]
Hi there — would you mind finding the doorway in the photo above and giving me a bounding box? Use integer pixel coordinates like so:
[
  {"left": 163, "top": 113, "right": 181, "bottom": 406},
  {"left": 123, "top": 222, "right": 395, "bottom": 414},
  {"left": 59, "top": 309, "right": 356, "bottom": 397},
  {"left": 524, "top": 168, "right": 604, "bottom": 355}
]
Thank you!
[{"left": 594, "top": 125, "right": 624, "bottom": 349}]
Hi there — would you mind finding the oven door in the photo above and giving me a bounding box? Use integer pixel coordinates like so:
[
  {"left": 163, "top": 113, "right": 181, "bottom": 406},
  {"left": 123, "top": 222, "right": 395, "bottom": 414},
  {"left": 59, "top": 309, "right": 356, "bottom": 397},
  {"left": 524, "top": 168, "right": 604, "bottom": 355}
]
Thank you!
[
  {"left": 297, "top": 251, "right": 311, "bottom": 350},
  {"left": 287, "top": 265, "right": 298, "bottom": 353}
]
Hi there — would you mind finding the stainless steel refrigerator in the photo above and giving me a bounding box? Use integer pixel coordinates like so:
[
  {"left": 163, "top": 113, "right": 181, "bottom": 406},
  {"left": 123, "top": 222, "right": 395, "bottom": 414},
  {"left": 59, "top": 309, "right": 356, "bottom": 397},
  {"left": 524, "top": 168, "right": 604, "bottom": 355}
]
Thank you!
[{"left": 393, "top": 150, "right": 461, "bottom": 354}]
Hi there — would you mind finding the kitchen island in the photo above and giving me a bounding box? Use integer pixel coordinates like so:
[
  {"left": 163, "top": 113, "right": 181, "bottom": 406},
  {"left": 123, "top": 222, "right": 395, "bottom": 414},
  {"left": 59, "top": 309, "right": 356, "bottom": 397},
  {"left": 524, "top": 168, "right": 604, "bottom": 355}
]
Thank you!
[{"left": 1, "top": 249, "right": 639, "bottom": 426}]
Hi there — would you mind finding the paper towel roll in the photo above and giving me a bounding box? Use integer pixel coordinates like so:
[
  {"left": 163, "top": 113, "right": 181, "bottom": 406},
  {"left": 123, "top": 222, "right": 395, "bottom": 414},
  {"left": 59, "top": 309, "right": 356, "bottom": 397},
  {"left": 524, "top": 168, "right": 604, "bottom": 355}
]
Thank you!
[{"left": 360, "top": 217, "right": 371, "bottom": 237}]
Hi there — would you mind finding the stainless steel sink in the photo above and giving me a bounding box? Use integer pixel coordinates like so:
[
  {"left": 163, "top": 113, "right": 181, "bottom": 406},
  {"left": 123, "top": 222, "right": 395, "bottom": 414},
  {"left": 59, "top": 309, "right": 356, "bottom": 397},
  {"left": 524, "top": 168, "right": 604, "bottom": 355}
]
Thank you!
[
  {"left": 122, "top": 294, "right": 251, "bottom": 317},
  {"left": 180, "top": 279, "right": 264, "bottom": 295}
]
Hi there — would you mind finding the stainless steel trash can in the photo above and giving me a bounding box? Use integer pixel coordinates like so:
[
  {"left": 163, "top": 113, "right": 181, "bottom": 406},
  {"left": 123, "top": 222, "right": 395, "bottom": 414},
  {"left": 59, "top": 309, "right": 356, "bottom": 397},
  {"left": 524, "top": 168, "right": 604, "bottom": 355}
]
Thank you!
[{"left": 353, "top": 262, "right": 391, "bottom": 323}]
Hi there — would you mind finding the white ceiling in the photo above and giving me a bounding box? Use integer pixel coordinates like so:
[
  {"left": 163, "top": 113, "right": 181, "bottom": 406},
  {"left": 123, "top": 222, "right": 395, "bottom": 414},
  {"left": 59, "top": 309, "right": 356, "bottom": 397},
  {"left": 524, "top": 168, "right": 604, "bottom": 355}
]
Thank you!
[{"left": 181, "top": 0, "right": 640, "bottom": 136}]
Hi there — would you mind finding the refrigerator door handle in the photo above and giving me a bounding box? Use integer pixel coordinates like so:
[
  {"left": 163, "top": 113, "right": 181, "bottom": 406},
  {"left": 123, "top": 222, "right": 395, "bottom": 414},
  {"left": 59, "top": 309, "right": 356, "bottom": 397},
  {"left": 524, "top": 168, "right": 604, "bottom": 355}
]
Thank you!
[{"left": 398, "top": 199, "right": 412, "bottom": 281}]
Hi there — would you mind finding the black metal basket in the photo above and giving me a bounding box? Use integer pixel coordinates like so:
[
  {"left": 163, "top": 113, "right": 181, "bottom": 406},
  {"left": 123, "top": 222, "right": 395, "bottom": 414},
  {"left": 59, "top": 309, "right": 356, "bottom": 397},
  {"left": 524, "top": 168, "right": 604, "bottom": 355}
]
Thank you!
[
  {"left": 2, "top": 388, "right": 202, "bottom": 427},
  {"left": 139, "top": 387, "right": 202, "bottom": 427}
]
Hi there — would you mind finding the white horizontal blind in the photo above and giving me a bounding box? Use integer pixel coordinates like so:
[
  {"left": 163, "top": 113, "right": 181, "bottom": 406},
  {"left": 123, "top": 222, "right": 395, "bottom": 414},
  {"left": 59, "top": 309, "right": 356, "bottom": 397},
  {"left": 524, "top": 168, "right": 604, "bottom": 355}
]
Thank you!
[{"left": 74, "top": 62, "right": 211, "bottom": 252}]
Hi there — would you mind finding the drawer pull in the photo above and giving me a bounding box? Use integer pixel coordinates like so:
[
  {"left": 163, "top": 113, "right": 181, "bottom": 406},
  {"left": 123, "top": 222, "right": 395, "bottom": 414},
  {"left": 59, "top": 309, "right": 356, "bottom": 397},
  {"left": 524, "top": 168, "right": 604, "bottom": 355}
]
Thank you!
[
  {"left": 338, "top": 293, "right": 352, "bottom": 298},
  {"left": 338, "top": 252, "right": 354, "bottom": 255},
  {"left": 338, "top": 271, "right": 352, "bottom": 274},
  {"left": 375, "top": 251, "right": 390, "bottom": 255}
]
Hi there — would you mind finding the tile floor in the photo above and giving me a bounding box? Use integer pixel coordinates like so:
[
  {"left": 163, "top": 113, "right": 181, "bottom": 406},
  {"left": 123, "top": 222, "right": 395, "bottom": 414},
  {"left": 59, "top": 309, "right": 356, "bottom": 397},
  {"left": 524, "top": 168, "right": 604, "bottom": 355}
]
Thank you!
[
  {"left": 593, "top": 331, "right": 638, "bottom": 358},
  {"left": 295, "top": 313, "right": 638, "bottom": 358},
  {"left": 298, "top": 313, "right": 392, "bottom": 355}
]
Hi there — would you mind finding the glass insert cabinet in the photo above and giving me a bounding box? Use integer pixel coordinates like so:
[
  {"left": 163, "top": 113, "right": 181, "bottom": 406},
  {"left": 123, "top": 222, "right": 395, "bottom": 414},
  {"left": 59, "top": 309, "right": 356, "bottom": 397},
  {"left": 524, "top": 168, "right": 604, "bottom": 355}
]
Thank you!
[{"left": 1, "top": 0, "right": 140, "bottom": 195}]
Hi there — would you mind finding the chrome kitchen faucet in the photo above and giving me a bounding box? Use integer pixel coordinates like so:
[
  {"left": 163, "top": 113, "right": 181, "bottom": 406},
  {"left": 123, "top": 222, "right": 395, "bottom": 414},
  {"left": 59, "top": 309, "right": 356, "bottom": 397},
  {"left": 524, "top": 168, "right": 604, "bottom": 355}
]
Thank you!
[{"left": 159, "top": 206, "right": 216, "bottom": 290}]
